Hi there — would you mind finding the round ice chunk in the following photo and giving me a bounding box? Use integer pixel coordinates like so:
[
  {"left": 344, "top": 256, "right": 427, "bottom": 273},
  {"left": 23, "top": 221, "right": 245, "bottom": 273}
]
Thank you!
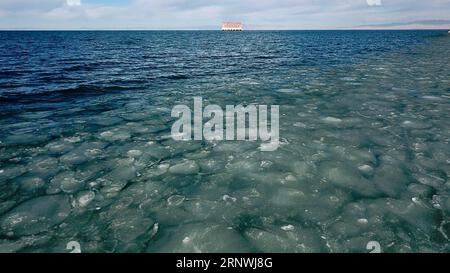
[
  {"left": 0, "top": 195, "right": 71, "bottom": 236},
  {"left": 147, "top": 224, "right": 250, "bottom": 253},
  {"left": 277, "top": 88, "right": 299, "bottom": 94},
  {"left": 19, "top": 177, "right": 46, "bottom": 194},
  {"left": 281, "top": 225, "right": 295, "bottom": 231},
  {"left": 358, "top": 165, "right": 374, "bottom": 176},
  {"left": 76, "top": 191, "right": 96, "bottom": 208},
  {"left": 373, "top": 165, "right": 408, "bottom": 198},
  {"left": 99, "top": 130, "right": 131, "bottom": 142},
  {"left": 245, "top": 227, "right": 323, "bottom": 253},
  {"left": 51, "top": 172, "right": 84, "bottom": 194},
  {"left": 407, "top": 184, "right": 433, "bottom": 198},
  {"left": 45, "top": 140, "right": 74, "bottom": 154},
  {"left": 127, "top": 150, "right": 143, "bottom": 158},
  {"left": 169, "top": 161, "right": 199, "bottom": 175},
  {"left": 167, "top": 195, "right": 186, "bottom": 207},
  {"left": 325, "top": 164, "right": 379, "bottom": 197},
  {"left": 110, "top": 211, "right": 154, "bottom": 241},
  {"left": 322, "top": 117, "right": 343, "bottom": 124}
]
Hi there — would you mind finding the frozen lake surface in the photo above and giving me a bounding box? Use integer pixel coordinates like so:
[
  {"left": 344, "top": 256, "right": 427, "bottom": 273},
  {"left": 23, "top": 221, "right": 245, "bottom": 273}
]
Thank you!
[{"left": 0, "top": 31, "right": 449, "bottom": 252}]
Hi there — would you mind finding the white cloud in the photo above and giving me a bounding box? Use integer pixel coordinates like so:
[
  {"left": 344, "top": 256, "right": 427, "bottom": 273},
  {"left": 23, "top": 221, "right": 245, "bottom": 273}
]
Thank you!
[
  {"left": 367, "top": 0, "right": 382, "bottom": 7},
  {"left": 66, "top": 0, "right": 81, "bottom": 7}
]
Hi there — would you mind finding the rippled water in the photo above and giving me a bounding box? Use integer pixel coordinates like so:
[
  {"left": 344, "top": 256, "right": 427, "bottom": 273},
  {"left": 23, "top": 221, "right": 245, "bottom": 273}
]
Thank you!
[{"left": 0, "top": 31, "right": 449, "bottom": 253}]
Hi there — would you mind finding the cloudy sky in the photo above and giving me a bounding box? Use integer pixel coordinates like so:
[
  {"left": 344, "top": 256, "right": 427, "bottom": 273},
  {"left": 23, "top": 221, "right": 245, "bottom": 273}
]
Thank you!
[{"left": 0, "top": 0, "right": 449, "bottom": 29}]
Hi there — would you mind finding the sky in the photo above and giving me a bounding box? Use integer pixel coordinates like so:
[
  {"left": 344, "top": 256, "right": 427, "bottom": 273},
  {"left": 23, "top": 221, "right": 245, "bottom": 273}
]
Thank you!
[{"left": 0, "top": 0, "right": 449, "bottom": 30}]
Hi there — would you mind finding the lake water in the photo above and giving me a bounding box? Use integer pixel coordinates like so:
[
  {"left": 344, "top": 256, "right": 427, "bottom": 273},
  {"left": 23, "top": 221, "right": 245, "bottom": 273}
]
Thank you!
[{"left": 0, "top": 30, "right": 449, "bottom": 253}]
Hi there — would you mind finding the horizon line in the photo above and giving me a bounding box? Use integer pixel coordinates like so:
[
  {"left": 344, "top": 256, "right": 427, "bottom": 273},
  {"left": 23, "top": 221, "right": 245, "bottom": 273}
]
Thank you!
[{"left": 0, "top": 28, "right": 448, "bottom": 31}]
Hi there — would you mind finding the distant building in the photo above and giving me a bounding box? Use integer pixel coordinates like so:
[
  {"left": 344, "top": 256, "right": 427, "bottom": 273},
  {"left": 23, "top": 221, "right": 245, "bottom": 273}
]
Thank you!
[{"left": 222, "top": 22, "right": 243, "bottom": 31}]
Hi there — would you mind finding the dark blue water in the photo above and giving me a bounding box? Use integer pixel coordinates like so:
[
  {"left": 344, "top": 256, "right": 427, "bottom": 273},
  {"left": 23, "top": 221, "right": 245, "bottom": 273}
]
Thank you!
[
  {"left": 0, "top": 31, "right": 449, "bottom": 253},
  {"left": 0, "top": 31, "right": 435, "bottom": 96}
]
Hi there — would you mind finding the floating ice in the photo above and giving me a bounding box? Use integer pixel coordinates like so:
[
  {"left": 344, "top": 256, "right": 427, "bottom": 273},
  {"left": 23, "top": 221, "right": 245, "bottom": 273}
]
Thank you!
[
  {"left": 99, "top": 130, "right": 131, "bottom": 142},
  {"left": 222, "top": 195, "right": 237, "bottom": 203},
  {"left": 18, "top": 177, "right": 46, "bottom": 194},
  {"left": 407, "top": 184, "right": 433, "bottom": 198},
  {"left": 0, "top": 166, "right": 26, "bottom": 182},
  {"left": 271, "top": 188, "right": 306, "bottom": 207},
  {"left": 75, "top": 191, "right": 96, "bottom": 208},
  {"left": 400, "top": 120, "right": 431, "bottom": 129},
  {"left": 198, "top": 158, "right": 225, "bottom": 173},
  {"left": 29, "top": 158, "right": 59, "bottom": 175},
  {"left": 357, "top": 218, "right": 369, "bottom": 225},
  {"left": 3, "top": 133, "right": 50, "bottom": 146},
  {"left": 245, "top": 228, "right": 291, "bottom": 252},
  {"left": 50, "top": 172, "right": 84, "bottom": 194},
  {"left": 358, "top": 165, "right": 374, "bottom": 176},
  {"left": 108, "top": 209, "right": 155, "bottom": 250},
  {"left": 322, "top": 117, "right": 343, "bottom": 124},
  {"left": 281, "top": 225, "right": 295, "bottom": 231},
  {"left": 373, "top": 165, "right": 408, "bottom": 197},
  {"left": 277, "top": 88, "right": 299, "bottom": 94},
  {"left": 167, "top": 195, "right": 186, "bottom": 206},
  {"left": 414, "top": 173, "right": 445, "bottom": 190},
  {"left": 422, "top": 96, "right": 442, "bottom": 101},
  {"left": 100, "top": 178, "right": 128, "bottom": 196},
  {"left": 147, "top": 224, "right": 250, "bottom": 253},
  {"left": 324, "top": 164, "right": 379, "bottom": 197},
  {"left": 0, "top": 195, "right": 71, "bottom": 236},
  {"left": 169, "top": 160, "right": 199, "bottom": 175},
  {"left": 45, "top": 140, "right": 74, "bottom": 154},
  {"left": 0, "top": 201, "right": 16, "bottom": 216},
  {"left": 385, "top": 199, "right": 439, "bottom": 234},
  {"left": 64, "top": 136, "right": 82, "bottom": 143},
  {"left": 0, "top": 31, "right": 449, "bottom": 253},
  {"left": 245, "top": 226, "right": 323, "bottom": 253},
  {"left": 293, "top": 122, "right": 307, "bottom": 128},
  {"left": 127, "top": 150, "right": 143, "bottom": 158}
]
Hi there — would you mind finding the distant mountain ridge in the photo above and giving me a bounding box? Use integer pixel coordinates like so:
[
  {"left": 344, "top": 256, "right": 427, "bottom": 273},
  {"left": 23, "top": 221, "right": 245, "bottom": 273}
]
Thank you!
[{"left": 353, "top": 20, "right": 450, "bottom": 30}]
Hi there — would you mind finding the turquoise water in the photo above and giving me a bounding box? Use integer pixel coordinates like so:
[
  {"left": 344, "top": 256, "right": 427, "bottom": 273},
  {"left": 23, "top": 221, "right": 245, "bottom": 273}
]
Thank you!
[{"left": 0, "top": 31, "right": 449, "bottom": 253}]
